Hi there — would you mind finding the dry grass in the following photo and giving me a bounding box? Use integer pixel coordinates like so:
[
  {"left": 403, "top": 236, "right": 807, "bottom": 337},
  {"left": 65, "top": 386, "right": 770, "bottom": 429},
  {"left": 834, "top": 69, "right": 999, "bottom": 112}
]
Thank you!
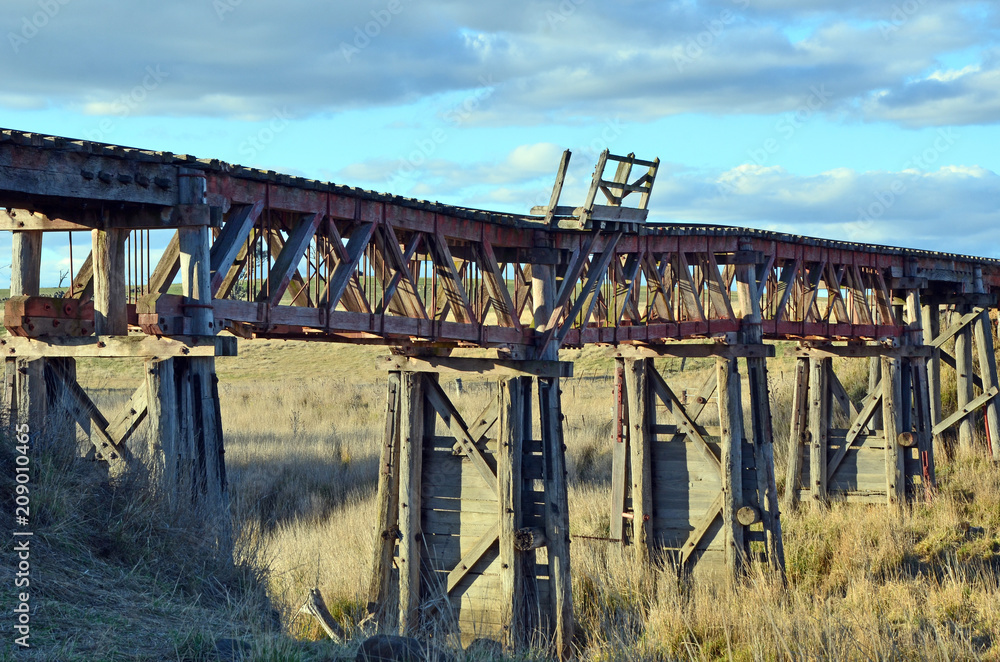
[
  {"left": 211, "top": 341, "right": 1000, "bottom": 660},
  {"left": 8, "top": 337, "right": 1000, "bottom": 660}
]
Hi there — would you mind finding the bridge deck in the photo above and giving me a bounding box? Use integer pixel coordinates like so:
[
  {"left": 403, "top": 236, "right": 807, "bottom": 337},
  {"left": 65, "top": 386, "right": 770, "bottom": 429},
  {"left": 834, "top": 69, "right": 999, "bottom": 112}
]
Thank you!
[{"left": 2, "top": 128, "right": 998, "bottom": 350}]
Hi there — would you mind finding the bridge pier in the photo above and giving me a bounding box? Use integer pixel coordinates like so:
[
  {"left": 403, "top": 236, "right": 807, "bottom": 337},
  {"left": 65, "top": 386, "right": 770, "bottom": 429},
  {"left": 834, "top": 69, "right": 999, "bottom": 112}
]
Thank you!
[
  {"left": 608, "top": 343, "right": 784, "bottom": 581},
  {"left": 783, "top": 345, "right": 932, "bottom": 508},
  {"left": 368, "top": 357, "right": 574, "bottom": 654}
]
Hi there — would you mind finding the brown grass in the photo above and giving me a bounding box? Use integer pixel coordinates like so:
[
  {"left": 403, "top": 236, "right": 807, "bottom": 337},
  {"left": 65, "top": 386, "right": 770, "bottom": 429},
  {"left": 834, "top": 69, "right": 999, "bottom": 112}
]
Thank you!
[{"left": 211, "top": 341, "right": 1000, "bottom": 660}]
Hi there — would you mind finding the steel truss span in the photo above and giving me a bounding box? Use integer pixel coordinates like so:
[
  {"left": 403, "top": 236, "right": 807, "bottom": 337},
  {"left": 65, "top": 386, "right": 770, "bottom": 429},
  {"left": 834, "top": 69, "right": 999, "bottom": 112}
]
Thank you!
[{"left": 2, "top": 128, "right": 999, "bottom": 351}]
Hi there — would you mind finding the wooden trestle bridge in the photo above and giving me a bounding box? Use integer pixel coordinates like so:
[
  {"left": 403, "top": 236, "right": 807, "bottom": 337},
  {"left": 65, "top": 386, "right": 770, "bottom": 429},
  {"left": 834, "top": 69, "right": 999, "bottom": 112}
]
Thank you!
[{"left": 3, "top": 128, "right": 1000, "bottom": 655}]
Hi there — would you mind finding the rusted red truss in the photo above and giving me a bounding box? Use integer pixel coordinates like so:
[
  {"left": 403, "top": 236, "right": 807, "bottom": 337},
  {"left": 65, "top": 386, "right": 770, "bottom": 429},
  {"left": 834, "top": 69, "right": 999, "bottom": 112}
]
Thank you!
[{"left": 2, "top": 129, "right": 999, "bottom": 351}]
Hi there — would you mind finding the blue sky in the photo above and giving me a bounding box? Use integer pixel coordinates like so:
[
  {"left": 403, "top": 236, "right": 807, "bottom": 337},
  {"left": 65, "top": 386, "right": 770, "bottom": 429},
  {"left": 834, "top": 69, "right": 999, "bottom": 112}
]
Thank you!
[{"left": 3, "top": 0, "right": 1000, "bottom": 283}]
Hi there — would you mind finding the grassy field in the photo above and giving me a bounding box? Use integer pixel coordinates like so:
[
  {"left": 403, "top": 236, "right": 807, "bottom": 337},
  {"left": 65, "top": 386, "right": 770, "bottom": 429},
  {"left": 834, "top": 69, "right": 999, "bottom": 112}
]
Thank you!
[{"left": 3, "top": 338, "right": 1000, "bottom": 660}]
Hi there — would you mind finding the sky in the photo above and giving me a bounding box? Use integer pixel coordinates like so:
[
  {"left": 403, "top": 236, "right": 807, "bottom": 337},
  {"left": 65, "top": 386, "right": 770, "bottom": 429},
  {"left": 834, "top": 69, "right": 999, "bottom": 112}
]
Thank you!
[{"left": 2, "top": 0, "right": 1000, "bottom": 284}]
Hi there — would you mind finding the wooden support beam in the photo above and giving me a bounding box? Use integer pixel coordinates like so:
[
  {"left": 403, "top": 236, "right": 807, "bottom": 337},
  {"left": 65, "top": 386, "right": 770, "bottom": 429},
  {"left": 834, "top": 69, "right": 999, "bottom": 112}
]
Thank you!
[
  {"left": 257, "top": 213, "right": 322, "bottom": 307},
  {"left": 783, "top": 357, "right": 809, "bottom": 511},
  {"left": 538, "top": 377, "right": 573, "bottom": 659},
  {"left": 624, "top": 358, "right": 653, "bottom": 566},
  {"left": 398, "top": 372, "right": 424, "bottom": 634},
  {"left": 92, "top": 225, "right": 128, "bottom": 335},
  {"left": 716, "top": 357, "right": 744, "bottom": 576},
  {"left": 146, "top": 358, "right": 179, "bottom": 503},
  {"left": 933, "top": 386, "right": 1000, "bottom": 436},
  {"left": 610, "top": 360, "right": 629, "bottom": 543},
  {"left": 793, "top": 344, "right": 933, "bottom": 359},
  {"left": 610, "top": 343, "right": 774, "bottom": 359},
  {"left": 881, "top": 357, "right": 906, "bottom": 505},
  {"left": 922, "top": 303, "right": 943, "bottom": 449},
  {"left": 808, "top": 358, "right": 829, "bottom": 508},
  {"left": 209, "top": 201, "right": 263, "bottom": 295},
  {"left": 542, "top": 150, "right": 571, "bottom": 226},
  {"left": 972, "top": 271, "right": 1000, "bottom": 461},
  {"left": 679, "top": 494, "right": 724, "bottom": 567},
  {"left": 379, "top": 356, "right": 571, "bottom": 378},
  {"left": 955, "top": 307, "right": 976, "bottom": 453},
  {"left": 498, "top": 377, "right": 524, "bottom": 646},
  {"left": 11, "top": 231, "right": 42, "bottom": 297},
  {"left": 1, "top": 335, "right": 236, "bottom": 358},
  {"left": 368, "top": 372, "right": 402, "bottom": 619}
]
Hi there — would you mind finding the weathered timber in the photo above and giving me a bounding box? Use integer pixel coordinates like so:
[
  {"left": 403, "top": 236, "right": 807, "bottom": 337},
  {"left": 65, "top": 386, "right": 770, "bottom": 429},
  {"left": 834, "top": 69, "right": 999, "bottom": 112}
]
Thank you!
[
  {"left": 498, "top": 378, "right": 524, "bottom": 647},
  {"left": 716, "top": 357, "right": 744, "bottom": 576},
  {"left": 0, "top": 335, "right": 236, "bottom": 358},
  {"left": 397, "top": 372, "right": 425, "bottom": 634},
  {"left": 783, "top": 357, "right": 809, "bottom": 511},
  {"left": 625, "top": 358, "right": 653, "bottom": 565},
  {"left": 881, "top": 357, "right": 905, "bottom": 505},
  {"left": 808, "top": 358, "right": 830, "bottom": 508},
  {"left": 368, "top": 372, "right": 402, "bottom": 622}
]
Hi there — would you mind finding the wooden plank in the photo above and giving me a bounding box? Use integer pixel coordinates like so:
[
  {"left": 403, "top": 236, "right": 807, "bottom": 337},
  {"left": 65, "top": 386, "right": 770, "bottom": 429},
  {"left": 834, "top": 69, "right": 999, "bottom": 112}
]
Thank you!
[
  {"left": 625, "top": 359, "right": 653, "bottom": 565},
  {"left": 379, "top": 356, "right": 572, "bottom": 379},
  {"left": 0, "top": 335, "right": 237, "bottom": 358},
  {"left": 105, "top": 383, "right": 149, "bottom": 448},
  {"left": 610, "top": 343, "right": 774, "bottom": 359},
  {"left": 544, "top": 231, "right": 622, "bottom": 353}
]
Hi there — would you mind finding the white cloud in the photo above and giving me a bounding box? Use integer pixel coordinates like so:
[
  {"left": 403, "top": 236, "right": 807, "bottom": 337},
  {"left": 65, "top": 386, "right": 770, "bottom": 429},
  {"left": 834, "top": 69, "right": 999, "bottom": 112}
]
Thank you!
[{"left": 0, "top": 0, "right": 995, "bottom": 129}]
